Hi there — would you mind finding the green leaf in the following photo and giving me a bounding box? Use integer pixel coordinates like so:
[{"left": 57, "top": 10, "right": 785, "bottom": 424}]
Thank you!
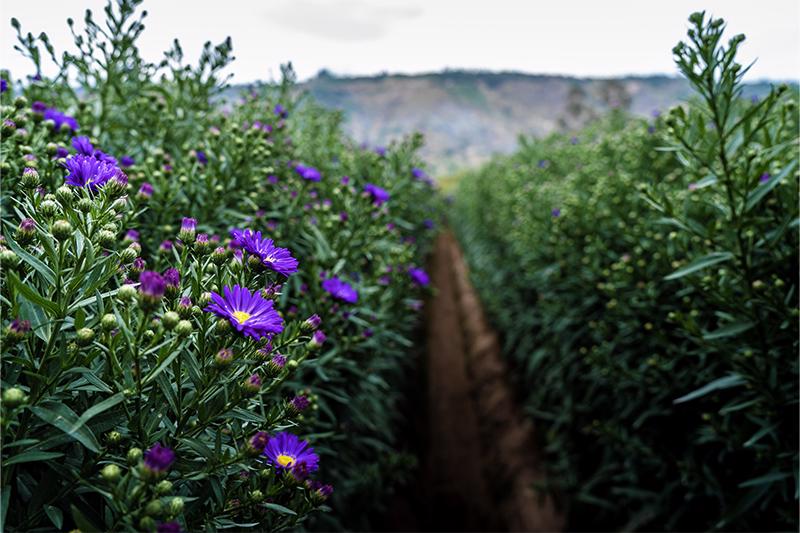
[
  {"left": 0, "top": 486, "right": 10, "bottom": 532},
  {"left": 3, "top": 450, "right": 64, "bottom": 466},
  {"left": 6, "top": 271, "right": 60, "bottom": 316},
  {"left": 70, "top": 504, "right": 100, "bottom": 532},
  {"left": 745, "top": 159, "right": 797, "bottom": 212},
  {"left": 30, "top": 403, "right": 101, "bottom": 453},
  {"left": 4, "top": 236, "right": 56, "bottom": 285},
  {"left": 673, "top": 373, "right": 746, "bottom": 404},
  {"left": 738, "top": 471, "right": 791, "bottom": 488},
  {"left": 70, "top": 393, "right": 124, "bottom": 434},
  {"left": 664, "top": 252, "right": 734, "bottom": 280},
  {"left": 44, "top": 504, "right": 63, "bottom": 529},
  {"left": 262, "top": 502, "right": 297, "bottom": 516},
  {"left": 702, "top": 321, "right": 755, "bottom": 340}
]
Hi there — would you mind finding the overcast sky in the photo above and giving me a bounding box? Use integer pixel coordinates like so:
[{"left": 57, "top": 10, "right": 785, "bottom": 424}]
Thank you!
[{"left": 1, "top": 0, "right": 797, "bottom": 83}]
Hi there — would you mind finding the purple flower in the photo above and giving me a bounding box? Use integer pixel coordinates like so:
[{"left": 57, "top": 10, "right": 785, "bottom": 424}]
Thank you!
[
  {"left": 54, "top": 146, "right": 69, "bottom": 159},
  {"left": 163, "top": 268, "right": 180, "bottom": 292},
  {"left": 340, "top": 176, "right": 350, "bottom": 185},
  {"left": 295, "top": 164, "right": 321, "bottom": 182},
  {"left": 290, "top": 395, "right": 310, "bottom": 412},
  {"left": 263, "top": 432, "right": 319, "bottom": 472},
  {"left": 408, "top": 267, "right": 430, "bottom": 287},
  {"left": 205, "top": 285, "right": 284, "bottom": 340},
  {"left": 364, "top": 183, "right": 390, "bottom": 206},
  {"left": 311, "top": 330, "right": 326, "bottom": 347},
  {"left": 179, "top": 217, "right": 197, "bottom": 242},
  {"left": 268, "top": 354, "right": 287, "bottom": 373},
  {"left": 124, "top": 229, "right": 140, "bottom": 242},
  {"left": 570, "top": 136, "right": 579, "bottom": 145},
  {"left": 304, "top": 314, "right": 322, "bottom": 330},
  {"left": 551, "top": 208, "right": 561, "bottom": 217},
  {"left": 274, "top": 103, "right": 287, "bottom": 118},
  {"left": 71, "top": 136, "right": 94, "bottom": 155},
  {"left": 243, "top": 373, "right": 262, "bottom": 393},
  {"left": 31, "top": 101, "right": 46, "bottom": 113},
  {"left": 156, "top": 522, "right": 182, "bottom": 533},
  {"left": 120, "top": 156, "right": 135, "bottom": 167},
  {"left": 43, "top": 107, "right": 79, "bottom": 131},
  {"left": 411, "top": 167, "right": 426, "bottom": 180},
  {"left": 249, "top": 431, "right": 270, "bottom": 453},
  {"left": 321, "top": 276, "right": 358, "bottom": 304},
  {"left": 268, "top": 175, "right": 279, "bottom": 185},
  {"left": 759, "top": 172, "right": 771, "bottom": 183},
  {"left": 0, "top": 79, "right": 6, "bottom": 93},
  {"left": 160, "top": 240, "right": 173, "bottom": 252},
  {"left": 339, "top": 211, "right": 348, "bottom": 222},
  {"left": 137, "top": 182, "right": 154, "bottom": 199},
  {"left": 195, "top": 150, "right": 208, "bottom": 165},
  {"left": 139, "top": 271, "right": 166, "bottom": 303},
  {"left": 374, "top": 146, "right": 386, "bottom": 157},
  {"left": 423, "top": 219, "right": 435, "bottom": 230},
  {"left": 63, "top": 154, "right": 121, "bottom": 191},
  {"left": 144, "top": 443, "right": 175, "bottom": 473},
  {"left": 229, "top": 228, "right": 298, "bottom": 276},
  {"left": 215, "top": 348, "right": 233, "bottom": 366},
  {"left": 9, "top": 319, "right": 31, "bottom": 335},
  {"left": 363, "top": 328, "right": 374, "bottom": 338}
]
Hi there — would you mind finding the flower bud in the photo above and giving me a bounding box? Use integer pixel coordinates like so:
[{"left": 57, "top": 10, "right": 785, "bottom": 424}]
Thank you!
[
  {"left": 242, "top": 374, "right": 262, "bottom": 395},
  {"left": 1, "top": 249, "right": 19, "bottom": 268},
  {"left": 198, "top": 292, "right": 212, "bottom": 307},
  {"left": 215, "top": 318, "right": 231, "bottom": 334},
  {"left": 175, "top": 320, "right": 192, "bottom": 337},
  {"left": 97, "top": 229, "right": 116, "bottom": 248},
  {"left": 176, "top": 296, "right": 193, "bottom": 318},
  {"left": 101, "top": 313, "right": 117, "bottom": 331},
  {"left": 76, "top": 327, "right": 95, "bottom": 346},
  {"left": 21, "top": 167, "right": 39, "bottom": 189},
  {"left": 127, "top": 447, "right": 143, "bottom": 465},
  {"left": 100, "top": 464, "right": 121, "bottom": 482},
  {"left": 2, "top": 387, "right": 27, "bottom": 408},
  {"left": 211, "top": 246, "right": 228, "bottom": 264},
  {"left": 137, "top": 182, "right": 153, "bottom": 200},
  {"left": 111, "top": 197, "right": 128, "bottom": 212},
  {"left": 302, "top": 314, "right": 321, "bottom": 332},
  {"left": 215, "top": 348, "right": 233, "bottom": 367},
  {"left": 250, "top": 490, "right": 264, "bottom": 503},
  {"left": 265, "top": 354, "right": 287, "bottom": 376},
  {"left": 107, "top": 430, "right": 122, "bottom": 444},
  {"left": 76, "top": 198, "right": 94, "bottom": 213},
  {"left": 118, "top": 284, "right": 137, "bottom": 302},
  {"left": 119, "top": 247, "right": 138, "bottom": 263},
  {"left": 38, "top": 199, "right": 59, "bottom": 217},
  {"left": 162, "top": 311, "right": 180, "bottom": 330},
  {"left": 178, "top": 217, "right": 197, "bottom": 243},
  {"left": 139, "top": 517, "right": 156, "bottom": 531},
  {"left": 15, "top": 218, "right": 36, "bottom": 244},
  {"left": 51, "top": 219, "right": 73, "bottom": 240},
  {"left": 169, "top": 497, "right": 184, "bottom": 515},
  {"left": 155, "top": 480, "right": 173, "bottom": 495},
  {"left": 145, "top": 500, "right": 163, "bottom": 517},
  {"left": 307, "top": 330, "right": 326, "bottom": 350}
]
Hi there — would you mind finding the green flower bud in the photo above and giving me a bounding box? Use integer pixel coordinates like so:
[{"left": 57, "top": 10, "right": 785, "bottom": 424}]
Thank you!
[
  {"left": 101, "top": 314, "right": 117, "bottom": 331},
  {"left": 0, "top": 249, "right": 19, "bottom": 267},
  {"left": 111, "top": 197, "right": 128, "bottom": 212},
  {"left": 118, "top": 284, "right": 137, "bottom": 301},
  {"left": 198, "top": 292, "right": 212, "bottom": 307},
  {"left": 175, "top": 320, "right": 192, "bottom": 337},
  {"left": 215, "top": 318, "right": 231, "bottom": 334},
  {"left": 76, "top": 198, "right": 94, "bottom": 212},
  {"left": 250, "top": 490, "right": 264, "bottom": 503},
  {"left": 145, "top": 500, "right": 163, "bottom": 517},
  {"left": 100, "top": 464, "right": 121, "bottom": 482},
  {"left": 55, "top": 185, "right": 73, "bottom": 203},
  {"left": 162, "top": 311, "right": 180, "bottom": 330},
  {"left": 21, "top": 167, "right": 39, "bottom": 188},
  {"left": 127, "top": 447, "right": 143, "bottom": 465},
  {"left": 97, "top": 230, "right": 116, "bottom": 248},
  {"left": 51, "top": 220, "right": 73, "bottom": 240},
  {"left": 119, "top": 247, "right": 138, "bottom": 263},
  {"left": 13, "top": 95, "right": 28, "bottom": 108},
  {"left": 139, "top": 516, "right": 156, "bottom": 531},
  {"left": 76, "top": 327, "right": 95, "bottom": 346},
  {"left": 169, "top": 497, "right": 184, "bottom": 515},
  {"left": 155, "top": 480, "right": 173, "bottom": 495},
  {"left": 2, "top": 387, "right": 27, "bottom": 408},
  {"left": 38, "top": 199, "right": 60, "bottom": 217},
  {"left": 106, "top": 430, "right": 122, "bottom": 444}
]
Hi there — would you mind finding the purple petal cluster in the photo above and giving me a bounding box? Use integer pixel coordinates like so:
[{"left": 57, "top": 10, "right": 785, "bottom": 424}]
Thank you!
[
  {"left": 63, "top": 154, "right": 121, "bottom": 191},
  {"left": 263, "top": 432, "right": 319, "bottom": 472},
  {"left": 295, "top": 164, "right": 321, "bottom": 182},
  {"left": 144, "top": 443, "right": 175, "bottom": 473},
  {"left": 43, "top": 107, "right": 79, "bottom": 131},
  {"left": 408, "top": 267, "right": 430, "bottom": 287},
  {"left": 321, "top": 276, "right": 358, "bottom": 304},
  {"left": 230, "top": 228, "right": 299, "bottom": 276},
  {"left": 364, "top": 183, "right": 390, "bottom": 206},
  {"left": 205, "top": 285, "right": 284, "bottom": 340}
]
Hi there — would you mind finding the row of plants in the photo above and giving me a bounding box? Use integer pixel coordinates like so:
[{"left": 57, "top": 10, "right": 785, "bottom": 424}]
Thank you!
[
  {"left": 453, "top": 13, "right": 798, "bottom": 531},
  {"left": 0, "top": 1, "right": 439, "bottom": 531}
]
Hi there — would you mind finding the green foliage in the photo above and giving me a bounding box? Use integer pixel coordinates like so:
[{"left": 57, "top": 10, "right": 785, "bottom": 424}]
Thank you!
[
  {"left": 0, "top": 1, "right": 440, "bottom": 531},
  {"left": 453, "top": 12, "right": 798, "bottom": 531}
]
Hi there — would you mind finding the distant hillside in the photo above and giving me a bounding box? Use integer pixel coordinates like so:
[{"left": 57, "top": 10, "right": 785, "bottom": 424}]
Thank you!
[
  {"left": 232, "top": 71, "right": 776, "bottom": 174},
  {"left": 299, "top": 71, "right": 777, "bottom": 174}
]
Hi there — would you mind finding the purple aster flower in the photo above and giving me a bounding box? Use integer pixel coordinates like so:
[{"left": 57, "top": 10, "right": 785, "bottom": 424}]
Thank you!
[
  {"left": 311, "top": 330, "right": 326, "bottom": 347},
  {"left": 31, "top": 101, "right": 46, "bottom": 113},
  {"left": 9, "top": 319, "right": 31, "bottom": 336},
  {"left": 160, "top": 240, "right": 173, "bottom": 252},
  {"left": 0, "top": 79, "right": 6, "bottom": 93},
  {"left": 423, "top": 219, "right": 435, "bottom": 230},
  {"left": 759, "top": 172, "right": 771, "bottom": 183},
  {"left": 321, "top": 276, "right": 358, "bottom": 304},
  {"left": 63, "top": 154, "right": 120, "bottom": 191},
  {"left": 363, "top": 328, "right": 374, "bottom": 338},
  {"left": 179, "top": 217, "right": 197, "bottom": 242},
  {"left": 274, "top": 103, "right": 287, "bottom": 118},
  {"left": 71, "top": 136, "right": 93, "bottom": 155},
  {"left": 229, "top": 228, "right": 298, "bottom": 276},
  {"left": 130, "top": 258, "right": 146, "bottom": 274},
  {"left": 156, "top": 522, "right": 182, "bottom": 533},
  {"left": 163, "top": 268, "right": 180, "bottom": 293},
  {"left": 205, "top": 285, "right": 284, "bottom": 340},
  {"left": 263, "top": 432, "right": 319, "bottom": 472},
  {"left": 408, "top": 267, "right": 430, "bottom": 287},
  {"left": 120, "top": 156, "right": 135, "bottom": 167},
  {"left": 551, "top": 208, "right": 561, "bottom": 217},
  {"left": 339, "top": 211, "right": 348, "bottom": 222},
  {"left": 268, "top": 175, "right": 279, "bottom": 185},
  {"left": 364, "top": 183, "right": 390, "bottom": 206},
  {"left": 267, "top": 354, "right": 287, "bottom": 375},
  {"left": 570, "top": 136, "right": 579, "bottom": 145},
  {"left": 124, "top": 229, "right": 140, "bottom": 242},
  {"left": 295, "top": 164, "right": 321, "bottom": 182},
  {"left": 195, "top": 150, "right": 208, "bottom": 165},
  {"left": 243, "top": 373, "right": 262, "bottom": 393},
  {"left": 215, "top": 348, "right": 234, "bottom": 366},
  {"left": 139, "top": 271, "right": 166, "bottom": 305},
  {"left": 249, "top": 431, "right": 270, "bottom": 453},
  {"left": 374, "top": 146, "right": 386, "bottom": 157},
  {"left": 143, "top": 443, "right": 175, "bottom": 473},
  {"left": 290, "top": 395, "right": 310, "bottom": 412},
  {"left": 135, "top": 183, "right": 153, "bottom": 200},
  {"left": 378, "top": 275, "right": 390, "bottom": 286},
  {"left": 304, "top": 314, "right": 322, "bottom": 331},
  {"left": 340, "top": 176, "right": 350, "bottom": 185},
  {"left": 411, "top": 167, "right": 426, "bottom": 180},
  {"left": 43, "top": 107, "right": 78, "bottom": 131},
  {"left": 310, "top": 481, "right": 333, "bottom": 501},
  {"left": 54, "top": 146, "right": 69, "bottom": 159}
]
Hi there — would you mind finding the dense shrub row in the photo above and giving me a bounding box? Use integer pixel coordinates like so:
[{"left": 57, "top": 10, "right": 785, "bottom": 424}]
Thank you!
[
  {"left": 0, "top": 1, "right": 438, "bottom": 531},
  {"left": 453, "top": 13, "right": 798, "bottom": 531}
]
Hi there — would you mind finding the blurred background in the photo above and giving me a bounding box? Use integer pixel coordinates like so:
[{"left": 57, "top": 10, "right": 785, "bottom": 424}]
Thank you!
[{"left": 2, "top": 0, "right": 797, "bottom": 174}]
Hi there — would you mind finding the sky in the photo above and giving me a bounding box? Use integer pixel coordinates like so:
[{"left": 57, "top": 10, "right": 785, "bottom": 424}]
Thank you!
[{"left": 0, "top": 0, "right": 797, "bottom": 83}]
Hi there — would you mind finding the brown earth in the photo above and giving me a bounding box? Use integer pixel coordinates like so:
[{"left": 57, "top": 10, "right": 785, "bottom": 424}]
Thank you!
[{"left": 418, "top": 231, "right": 564, "bottom": 532}]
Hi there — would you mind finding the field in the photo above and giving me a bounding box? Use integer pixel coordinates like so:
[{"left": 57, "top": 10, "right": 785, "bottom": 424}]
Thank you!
[{"left": 0, "top": 2, "right": 797, "bottom": 532}]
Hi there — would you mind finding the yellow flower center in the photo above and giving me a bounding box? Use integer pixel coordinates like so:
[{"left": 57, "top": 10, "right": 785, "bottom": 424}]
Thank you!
[
  {"left": 232, "top": 311, "right": 251, "bottom": 324},
  {"left": 276, "top": 454, "right": 295, "bottom": 467}
]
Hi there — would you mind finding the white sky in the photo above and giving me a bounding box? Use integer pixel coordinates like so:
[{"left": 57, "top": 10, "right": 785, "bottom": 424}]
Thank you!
[{"left": 0, "top": 0, "right": 797, "bottom": 83}]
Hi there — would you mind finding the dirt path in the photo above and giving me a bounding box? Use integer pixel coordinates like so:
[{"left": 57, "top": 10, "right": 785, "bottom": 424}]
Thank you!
[{"left": 421, "top": 231, "right": 563, "bottom": 532}]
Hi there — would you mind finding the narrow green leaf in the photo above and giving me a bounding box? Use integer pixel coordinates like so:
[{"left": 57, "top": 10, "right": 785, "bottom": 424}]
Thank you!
[
  {"left": 738, "top": 471, "right": 791, "bottom": 488},
  {"left": 674, "top": 373, "right": 746, "bottom": 404},
  {"left": 664, "top": 252, "right": 734, "bottom": 280},
  {"left": 6, "top": 271, "right": 59, "bottom": 315},
  {"left": 745, "top": 159, "right": 798, "bottom": 212},
  {"left": 703, "top": 321, "right": 755, "bottom": 340},
  {"left": 44, "top": 504, "right": 63, "bottom": 529},
  {"left": 3, "top": 450, "right": 64, "bottom": 467},
  {"left": 262, "top": 502, "right": 297, "bottom": 516}
]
